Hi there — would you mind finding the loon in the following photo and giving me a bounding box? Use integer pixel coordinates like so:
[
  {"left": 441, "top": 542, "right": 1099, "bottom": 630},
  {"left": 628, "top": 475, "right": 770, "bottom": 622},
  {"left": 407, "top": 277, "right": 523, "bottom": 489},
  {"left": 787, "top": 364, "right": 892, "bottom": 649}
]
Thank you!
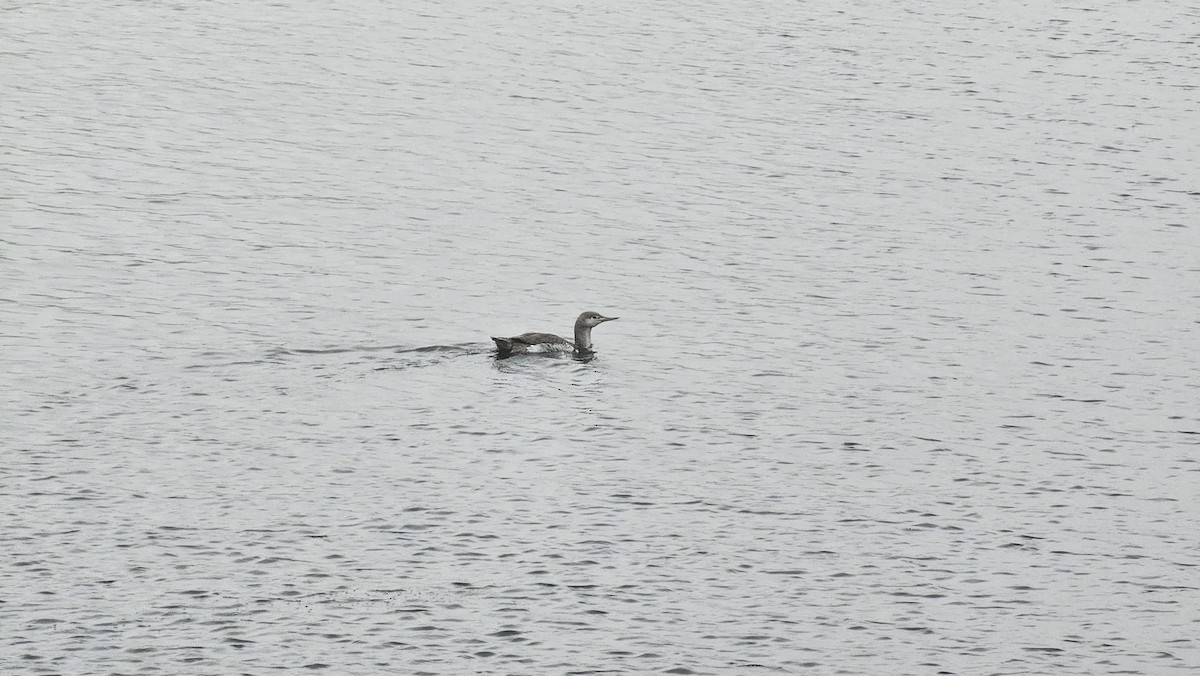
[{"left": 492, "top": 311, "right": 618, "bottom": 358}]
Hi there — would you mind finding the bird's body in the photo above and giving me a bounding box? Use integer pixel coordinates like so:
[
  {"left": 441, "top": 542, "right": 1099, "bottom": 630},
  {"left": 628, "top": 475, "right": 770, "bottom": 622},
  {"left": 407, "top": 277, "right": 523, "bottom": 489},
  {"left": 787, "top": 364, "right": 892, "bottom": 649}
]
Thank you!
[
  {"left": 491, "top": 332, "right": 575, "bottom": 355},
  {"left": 492, "top": 311, "right": 618, "bottom": 358}
]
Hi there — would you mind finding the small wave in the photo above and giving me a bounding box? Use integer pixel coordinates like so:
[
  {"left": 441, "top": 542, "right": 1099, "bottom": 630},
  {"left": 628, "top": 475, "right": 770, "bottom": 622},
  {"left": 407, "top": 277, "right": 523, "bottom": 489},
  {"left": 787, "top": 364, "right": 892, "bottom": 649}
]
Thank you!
[
  {"left": 279, "top": 342, "right": 481, "bottom": 357},
  {"left": 187, "top": 343, "right": 487, "bottom": 369}
]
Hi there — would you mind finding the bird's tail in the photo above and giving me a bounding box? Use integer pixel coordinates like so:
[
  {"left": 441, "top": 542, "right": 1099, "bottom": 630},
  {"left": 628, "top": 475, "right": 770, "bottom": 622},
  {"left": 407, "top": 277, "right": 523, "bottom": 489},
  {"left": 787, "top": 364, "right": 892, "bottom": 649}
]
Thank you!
[{"left": 491, "top": 336, "right": 513, "bottom": 354}]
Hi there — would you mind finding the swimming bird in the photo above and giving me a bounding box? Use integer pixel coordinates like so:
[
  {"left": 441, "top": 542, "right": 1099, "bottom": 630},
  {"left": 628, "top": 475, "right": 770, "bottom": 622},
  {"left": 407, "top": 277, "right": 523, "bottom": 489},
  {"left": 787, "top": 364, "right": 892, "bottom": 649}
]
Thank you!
[{"left": 491, "top": 311, "right": 618, "bottom": 358}]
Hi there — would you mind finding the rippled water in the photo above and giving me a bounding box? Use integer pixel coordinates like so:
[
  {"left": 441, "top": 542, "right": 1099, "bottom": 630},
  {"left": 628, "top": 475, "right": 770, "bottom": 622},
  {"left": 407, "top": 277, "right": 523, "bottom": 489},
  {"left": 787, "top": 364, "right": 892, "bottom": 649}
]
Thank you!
[{"left": 4, "top": 0, "right": 1198, "bottom": 673}]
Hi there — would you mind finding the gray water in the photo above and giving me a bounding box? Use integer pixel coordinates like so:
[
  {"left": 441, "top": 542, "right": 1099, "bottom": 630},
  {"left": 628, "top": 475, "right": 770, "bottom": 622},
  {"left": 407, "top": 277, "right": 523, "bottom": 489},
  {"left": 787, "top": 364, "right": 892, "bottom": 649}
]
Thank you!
[{"left": 3, "top": 0, "right": 1198, "bottom": 673}]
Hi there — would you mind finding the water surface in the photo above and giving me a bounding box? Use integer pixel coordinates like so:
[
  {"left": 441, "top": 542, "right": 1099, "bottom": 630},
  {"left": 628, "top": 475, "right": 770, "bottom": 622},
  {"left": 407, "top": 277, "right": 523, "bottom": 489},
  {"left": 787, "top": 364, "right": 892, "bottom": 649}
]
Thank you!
[{"left": 3, "top": 0, "right": 1198, "bottom": 673}]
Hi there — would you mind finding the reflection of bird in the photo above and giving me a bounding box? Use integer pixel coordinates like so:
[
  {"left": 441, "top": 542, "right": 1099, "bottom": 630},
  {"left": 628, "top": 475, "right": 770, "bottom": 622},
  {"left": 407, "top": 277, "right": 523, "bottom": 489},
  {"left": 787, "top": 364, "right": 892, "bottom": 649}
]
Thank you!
[{"left": 491, "top": 311, "right": 619, "bottom": 358}]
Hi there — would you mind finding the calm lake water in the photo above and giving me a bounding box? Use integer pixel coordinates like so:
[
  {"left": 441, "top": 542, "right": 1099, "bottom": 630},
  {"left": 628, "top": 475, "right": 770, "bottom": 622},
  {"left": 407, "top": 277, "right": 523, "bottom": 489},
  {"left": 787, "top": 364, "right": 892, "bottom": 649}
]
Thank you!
[{"left": 3, "top": 0, "right": 1198, "bottom": 673}]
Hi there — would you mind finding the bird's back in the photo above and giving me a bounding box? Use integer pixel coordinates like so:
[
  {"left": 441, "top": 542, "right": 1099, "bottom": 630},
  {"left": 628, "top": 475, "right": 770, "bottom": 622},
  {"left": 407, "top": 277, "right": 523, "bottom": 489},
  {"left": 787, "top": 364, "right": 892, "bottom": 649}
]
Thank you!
[{"left": 510, "top": 332, "right": 570, "bottom": 346}]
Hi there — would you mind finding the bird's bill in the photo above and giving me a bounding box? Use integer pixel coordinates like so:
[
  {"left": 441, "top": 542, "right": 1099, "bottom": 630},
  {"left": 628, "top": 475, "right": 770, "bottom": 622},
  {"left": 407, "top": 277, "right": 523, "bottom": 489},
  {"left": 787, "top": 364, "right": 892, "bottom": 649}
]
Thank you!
[{"left": 600, "top": 316, "right": 618, "bottom": 322}]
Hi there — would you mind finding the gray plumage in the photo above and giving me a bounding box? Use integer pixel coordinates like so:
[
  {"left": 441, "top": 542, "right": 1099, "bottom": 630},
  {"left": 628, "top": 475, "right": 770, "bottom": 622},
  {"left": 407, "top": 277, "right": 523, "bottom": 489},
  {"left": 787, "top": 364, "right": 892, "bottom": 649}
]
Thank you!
[{"left": 492, "top": 311, "right": 618, "bottom": 358}]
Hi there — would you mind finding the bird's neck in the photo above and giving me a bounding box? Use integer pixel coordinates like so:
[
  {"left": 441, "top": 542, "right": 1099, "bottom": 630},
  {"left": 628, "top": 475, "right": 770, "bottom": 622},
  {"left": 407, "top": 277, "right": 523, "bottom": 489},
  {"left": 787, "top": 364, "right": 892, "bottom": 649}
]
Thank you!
[{"left": 574, "top": 325, "right": 593, "bottom": 351}]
